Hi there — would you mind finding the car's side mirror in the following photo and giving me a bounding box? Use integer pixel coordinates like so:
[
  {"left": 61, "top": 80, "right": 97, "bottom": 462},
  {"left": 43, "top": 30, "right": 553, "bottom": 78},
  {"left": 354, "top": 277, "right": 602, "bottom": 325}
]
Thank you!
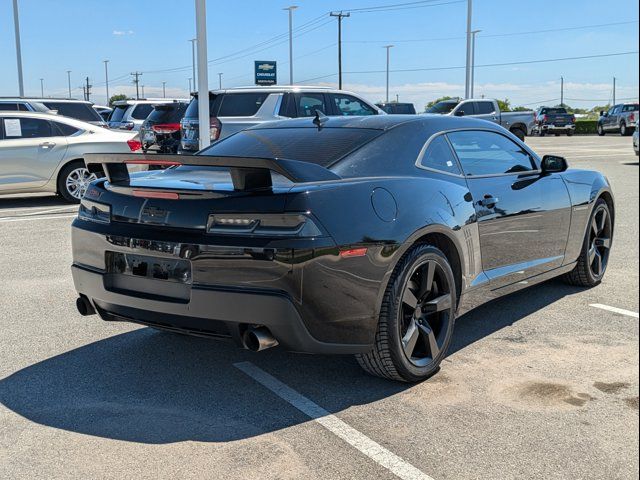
[
  {"left": 541, "top": 155, "right": 568, "bottom": 173},
  {"left": 455, "top": 110, "right": 465, "bottom": 117},
  {"left": 599, "top": 111, "right": 604, "bottom": 116}
]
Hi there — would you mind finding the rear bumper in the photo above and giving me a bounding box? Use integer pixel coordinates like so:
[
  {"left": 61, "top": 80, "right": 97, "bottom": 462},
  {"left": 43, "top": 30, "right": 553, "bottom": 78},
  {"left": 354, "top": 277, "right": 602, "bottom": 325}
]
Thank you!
[{"left": 541, "top": 123, "right": 575, "bottom": 131}]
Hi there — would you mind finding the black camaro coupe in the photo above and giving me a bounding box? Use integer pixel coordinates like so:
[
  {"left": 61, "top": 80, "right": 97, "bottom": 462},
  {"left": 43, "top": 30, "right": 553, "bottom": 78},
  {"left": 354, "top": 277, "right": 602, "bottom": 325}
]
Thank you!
[{"left": 72, "top": 115, "right": 614, "bottom": 382}]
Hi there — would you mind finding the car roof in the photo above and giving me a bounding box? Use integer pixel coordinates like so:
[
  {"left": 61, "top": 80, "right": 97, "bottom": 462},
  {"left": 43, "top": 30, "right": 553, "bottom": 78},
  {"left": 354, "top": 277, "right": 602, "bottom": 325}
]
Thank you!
[
  {"left": 112, "top": 99, "right": 188, "bottom": 106},
  {"left": 249, "top": 114, "right": 500, "bottom": 131},
  {"left": 0, "top": 98, "right": 93, "bottom": 104},
  {"left": 0, "top": 110, "right": 103, "bottom": 129},
  {"left": 207, "top": 85, "right": 338, "bottom": 94}
]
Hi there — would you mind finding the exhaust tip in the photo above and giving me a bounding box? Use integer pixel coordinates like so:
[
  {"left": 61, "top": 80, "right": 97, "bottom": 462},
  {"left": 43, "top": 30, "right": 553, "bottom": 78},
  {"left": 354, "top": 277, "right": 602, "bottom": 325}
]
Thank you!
[
  {"left": 76, "top": 296, "right": 96, "bottom": 316},
  {"left": 242, "top": 326, "right": 279, "bottom": 352}
]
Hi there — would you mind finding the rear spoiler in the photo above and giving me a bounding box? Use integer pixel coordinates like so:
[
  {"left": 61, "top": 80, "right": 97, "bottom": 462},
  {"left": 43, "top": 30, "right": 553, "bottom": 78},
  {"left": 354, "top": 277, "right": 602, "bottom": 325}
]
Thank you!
[{"left": 84, "top": 153, "right": 341, "bottom": 191}]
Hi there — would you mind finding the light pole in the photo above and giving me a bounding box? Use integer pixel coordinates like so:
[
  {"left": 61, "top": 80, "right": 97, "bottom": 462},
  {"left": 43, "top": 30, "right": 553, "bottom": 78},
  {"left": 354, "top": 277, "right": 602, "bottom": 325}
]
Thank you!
[
  {"left": 218, "top": 73, "right": 223, "bottom": 89},
  {"left": 195, "top": 0, "right": 210, "bottom": 149},
  {"left": 12, "top": 0, "right": 24, "bottom": 96},
  {"left": 66, "top": 70, "right": 72, "bottom": 99},
  {"left": 188, "top": 78, "right": 192, "bottom": 94},
  {"left": 284, "top": 6, "right": 298, "bottom": 85},
  {"left": 189, "top": 38, "right": 197, "bottom": 92},
  {"left": 103, "top": 60, "right": 110, "bottom": 104},
  {"left": 162, "top": 81, "right": 166, "bottom": 98},
  {"left": 613, "top": 76, "right": 616, "bottom": 105},
  {"left": 141, "top": 85, "right": 145, "bottom": 98},
  {"left": 40, "top": 78, "right": 44, "bottom": 97},
  {"left": 560, "top": 76, "right": 564, "bottom": 106},
  {"left": 470, "top": 29, "right": 481, "bottom": 98},
  {"left": 383, "top": 45, "right": 394, "bottom": 103},
  {"left": 330, "top": 11, "right": 350, "bottom": 90},
  {"left": 464, "top": 0, "right": 473, "bottom": 99}
]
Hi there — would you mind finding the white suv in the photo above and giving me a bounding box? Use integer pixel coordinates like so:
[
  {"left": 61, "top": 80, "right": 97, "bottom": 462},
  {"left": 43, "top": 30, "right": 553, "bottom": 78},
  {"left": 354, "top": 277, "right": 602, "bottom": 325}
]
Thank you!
[
  {"left": 108, "top": 99, "right": 188, "bottom": 131},
  {"left": 179, "top": 86, "right": 384, "bottom": 153}
]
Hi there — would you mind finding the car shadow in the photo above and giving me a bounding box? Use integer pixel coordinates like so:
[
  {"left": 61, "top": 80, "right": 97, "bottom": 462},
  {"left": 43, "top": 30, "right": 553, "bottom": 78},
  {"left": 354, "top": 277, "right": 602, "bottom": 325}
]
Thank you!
[
  {"left": 0, "top": 194, "right": 70, "bottom": 210},
  {"left": 0, "top": 279, "right": 583, "bottom": 444}
]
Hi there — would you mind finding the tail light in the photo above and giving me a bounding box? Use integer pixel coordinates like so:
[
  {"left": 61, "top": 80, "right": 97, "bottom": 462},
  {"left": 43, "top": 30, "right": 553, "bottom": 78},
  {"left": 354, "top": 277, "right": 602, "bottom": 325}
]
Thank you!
[
  {"left": 127, "top": 139, "right": 142, "bottom": 151},
  {"left": 207, "top": 213, "right": 323, "bottom": 237},
  {"left": 210, "top": 117, "right": 221, "bottom": 141},
  {"left": 630, "top": 113, "right": 635, "bottom": 122},
  {"left": 152, "top": 123, "right": 181, "bottom": 134},
  {"left": 570, "top": 115, "right": 576, "bottom": 123},
  {"left": 542, "top": 114, "right": 548, "bottom": 123}
]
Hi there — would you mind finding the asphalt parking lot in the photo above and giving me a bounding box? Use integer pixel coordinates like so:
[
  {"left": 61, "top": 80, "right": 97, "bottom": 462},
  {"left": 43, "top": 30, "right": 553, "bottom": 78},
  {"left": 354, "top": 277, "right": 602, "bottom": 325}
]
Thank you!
[{"left": 0, "top": 135, "right": 638, "bottom": 480}]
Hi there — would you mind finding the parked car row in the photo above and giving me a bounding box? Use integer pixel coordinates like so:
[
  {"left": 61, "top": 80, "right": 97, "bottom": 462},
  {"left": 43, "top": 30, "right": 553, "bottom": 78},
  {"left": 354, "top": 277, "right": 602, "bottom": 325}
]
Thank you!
[{"left": 597, "top": 102, "right": 638, "bottom": 136}]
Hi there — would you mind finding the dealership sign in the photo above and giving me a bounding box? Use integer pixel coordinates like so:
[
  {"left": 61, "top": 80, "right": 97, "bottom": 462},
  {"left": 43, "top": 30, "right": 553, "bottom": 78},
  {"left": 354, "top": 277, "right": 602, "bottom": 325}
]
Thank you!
[{"left": 255, "top": 61, "right": 277, "bottom": 85}]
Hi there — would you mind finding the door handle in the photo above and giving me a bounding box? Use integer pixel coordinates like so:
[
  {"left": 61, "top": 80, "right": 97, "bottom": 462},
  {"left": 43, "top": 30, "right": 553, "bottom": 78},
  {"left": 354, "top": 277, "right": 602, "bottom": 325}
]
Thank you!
[
  {"left": 39, "top": 141, "right": 56, "bottom": 149},
  {"left": 479, "top": 195, "right": 499, "bottom": 208}
]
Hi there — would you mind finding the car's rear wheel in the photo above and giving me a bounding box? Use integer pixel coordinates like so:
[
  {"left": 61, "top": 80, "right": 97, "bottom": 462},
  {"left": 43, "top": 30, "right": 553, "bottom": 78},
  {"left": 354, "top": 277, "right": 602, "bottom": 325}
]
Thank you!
[
  {"left": 597, "top": 124, "right": 605, "bottom": 136},
  {"left": 356, "top": 245, "right": 457, "bottom": 382},
  {"left": 511, "top": 127, "right": 526, "bottom": 142},
  {"left": 620, "top": 122, "right": 628, "bottom": 136},
  {"left": 563, "top": 199, "right": 612, "bottom": 287},
  {"left": 57, "top": 160, "right": 96, "bottom": 203}
]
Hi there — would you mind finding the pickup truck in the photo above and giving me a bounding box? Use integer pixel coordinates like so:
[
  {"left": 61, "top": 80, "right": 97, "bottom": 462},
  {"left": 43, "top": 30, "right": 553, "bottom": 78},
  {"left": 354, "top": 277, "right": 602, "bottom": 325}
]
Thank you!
[
  {"left": 425, "top": 98, "right": 534, "bottom": 141},
  {"left": 534, "top": 106, "right": 576, "bottom": 136},
  {"left": 597, "top": 102, "right": 639, "bottom": 136}
]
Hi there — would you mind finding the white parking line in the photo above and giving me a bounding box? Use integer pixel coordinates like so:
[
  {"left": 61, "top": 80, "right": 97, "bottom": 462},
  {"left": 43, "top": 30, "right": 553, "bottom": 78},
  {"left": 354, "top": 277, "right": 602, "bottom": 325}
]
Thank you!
[
  {"left": 234, "top": 361, "right": 434, "bottom": 480},
  {"left": 0, "top": 214, "right": 77, "bottom": 223},
  {"left": 590, "top": 304, "right": 639, "bottom": 319}
]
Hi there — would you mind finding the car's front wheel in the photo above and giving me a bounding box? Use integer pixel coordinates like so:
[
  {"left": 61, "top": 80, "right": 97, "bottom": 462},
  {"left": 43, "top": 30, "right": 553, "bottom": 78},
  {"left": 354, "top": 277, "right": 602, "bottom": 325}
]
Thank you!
[
  {"left": 57, "top": 160, "right": 97, "bottom": 203},
  {"left": 597, "top": 123, "right": 605, "bottom": 136},
  {"left": 356, "top": 244, "right": 457, "bottom": 382}
]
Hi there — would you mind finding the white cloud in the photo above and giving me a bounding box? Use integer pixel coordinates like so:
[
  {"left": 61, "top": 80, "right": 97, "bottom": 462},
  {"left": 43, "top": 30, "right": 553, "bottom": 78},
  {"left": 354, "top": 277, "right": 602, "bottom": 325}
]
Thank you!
[{"left": 112, "top": 30, "right": 134, "bottom": 36}]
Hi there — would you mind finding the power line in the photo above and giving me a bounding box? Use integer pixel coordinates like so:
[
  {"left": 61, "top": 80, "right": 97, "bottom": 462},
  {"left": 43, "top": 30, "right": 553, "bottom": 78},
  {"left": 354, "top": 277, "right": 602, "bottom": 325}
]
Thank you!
[{"left": 345, "top": 0, "right": 465, "bottom": 13}]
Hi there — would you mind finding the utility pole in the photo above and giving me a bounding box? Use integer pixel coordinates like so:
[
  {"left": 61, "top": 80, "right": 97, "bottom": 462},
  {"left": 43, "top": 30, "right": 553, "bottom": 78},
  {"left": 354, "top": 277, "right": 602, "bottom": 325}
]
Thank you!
[
  {"left": 189, "top": 38, "right": 197, "bottom": 92},
  {"left": 464, "top": 0, "right": 473, "bottom": 99},
  {"left": 560, "top": 76, "right": 564, "bottom": 106},
  {"left": 162, "top": 81, "right": 166, "bottom": 98},
  {"left": 396, "top": 94, "right": 399, "bottom": 103},
  {"left": 12, "top": 0, "right": 24, "bottom": 97},
  {"left": 383, "top": 45, "right": 394, "bottom": 103},
  {"left": 330, "top": 11, "right": 350, "bottom": 90},
  {"left": 131, "top": 72, "right": 142, "bottom": 100},
  {"left": 103, "top": 60, "right": 110, "bottom": 104},
  {"left": 218, "top": 73, "right": 223, "bottom": 89},
  {"left": 284, "top": 6, "right": 298, "bottom": 85},
  {"left": 188, "top": 78, "right": 192, "bottom": 94},
  {"left": 141, "top": 85, "right": 145, "bottom": 99},
  {"left": 85, "top": 77, "right": 92, "bottom": 101},
  {"left": 66, "top": 71, "right": 72, "bottom": 99},
  {"left": 195, "top": 0, "right": 210, "bottom": 149},
  {"left": 613, "top": 77, "right": 616, "bottom": 105},
  {"left": 470, "top": 30, "right": 481, "bottom": 98},
  {"left": 40, "top": 78, "right": 44, "bottom": 97}
]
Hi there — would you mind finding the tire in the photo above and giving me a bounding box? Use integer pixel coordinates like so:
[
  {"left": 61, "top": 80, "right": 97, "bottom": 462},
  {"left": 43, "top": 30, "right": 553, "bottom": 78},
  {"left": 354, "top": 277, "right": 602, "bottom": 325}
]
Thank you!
[
  {"left": 356, "top": 244, "right": 457, "bottom": 382},
  {"left": 57, "top": 160, "right": 97, "bottom": 203},
  {"left": 567, "top": 130, "right": 574, "bottom": 137},
  {"left": 620, "top": 122, "right": 628, "bottom": 136},
  {"left": 597, "top": 124, "right": 605, "bottom": 136},
  {"left": 539, "top": 129, "right": 546, "bottom": 137},
  {"left": 511, "top": 128, "right": 526, "bottom": 142},
  {"left": 562, "top": 199, "right": 612, "bottom": 287}
]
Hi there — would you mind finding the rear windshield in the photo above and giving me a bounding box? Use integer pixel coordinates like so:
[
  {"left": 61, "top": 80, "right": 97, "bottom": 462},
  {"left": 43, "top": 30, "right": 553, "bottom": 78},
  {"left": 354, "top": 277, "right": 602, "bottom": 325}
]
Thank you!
[
  {"left": 542, "top": 108, "right": 567, "bottom": 114},
  {"left": 131, "top": 104, "right": 154, "bottom": 120},
  {"left": 379, "top": 103, "right": 416, "bottom": 114},
  {"left": 184, "top": 94, "right": 218, "bottom": 119},
  {"left": 218, "top": 93, "right": 269, "bottom": 117},
  {"left": 623, "top": 104, "right": 639, "bottom": 112},
  {"left": 43, "top": 102, "right": 103, "bottom": 122},
  {"left": 426, "top": 101, "right": 458, "bottom": 114},
  {"left": 109, "top": 105, "right": 128, "bottom": 122},
  {"left": 146, "top": 103, "right": 188, "bottom": 124},
  {"left": 200, "top": 127, "right": 382, "bottom": 167}
]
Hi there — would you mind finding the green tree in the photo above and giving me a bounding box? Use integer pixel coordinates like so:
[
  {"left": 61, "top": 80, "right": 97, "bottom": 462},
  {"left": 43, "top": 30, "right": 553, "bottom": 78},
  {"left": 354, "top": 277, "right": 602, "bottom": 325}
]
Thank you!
[
  {"left": 108, "top": 94, "right": 128, "bottom": 107},
  {"left": 425, "top": 96, "right": 458, "bottom": 110},
  {"left": 511, "top": 106, "right": 530, "bottom": 112},
  {"left": 496, "top": 98, "right": 511, "bottom": 112}
]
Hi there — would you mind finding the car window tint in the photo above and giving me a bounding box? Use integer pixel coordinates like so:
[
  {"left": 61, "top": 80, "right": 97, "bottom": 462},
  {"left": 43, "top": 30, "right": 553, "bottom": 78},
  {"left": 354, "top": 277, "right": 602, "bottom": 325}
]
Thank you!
[
  {"left": 474, "top": 102, "right": 495, "bottom": 114},
  {"left": 42, "top": 102, "right": 102, "bottom": 122},
  {"left": 447, "top": 130, "right": 535, "bottom": 176},
  {"left": 420, "top": 135, "right": 461, "bottom": 175},
  {"left": 53, "top": 121, "right": 81, "bottom": 136},
  {"left": 2, "top": 117, "right": 53, "bottom": 139},
  {"left": 131, "top": 104, "right": 154, "bottom": 120},
  {"left": 332, "top": 94, "right": 376, "bottom": 116},
  {"left": 623, "top": 104, "right": 638, "bottom": 112},
  {"left": 456, "top": 102, "right": 476, "bottom": 115},
  {"left": 109, "top": 105, "right": 127, "bottom": 122},
  {"left": 146, "top": 103, "right": 188, "bottom": 123},
  {"left": 297, "top": 93, "right": 327, "bottom": 117},
  {"left": 0, "top": 103, "right": 20, "bottom": 111},
  {"left": 218, "top": 93, "right": 269, "bottom": 117}
]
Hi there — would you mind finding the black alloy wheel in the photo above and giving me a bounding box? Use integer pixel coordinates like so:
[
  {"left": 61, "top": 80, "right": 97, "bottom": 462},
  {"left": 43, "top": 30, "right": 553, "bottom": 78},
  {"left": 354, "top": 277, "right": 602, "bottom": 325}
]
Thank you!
[
  {"left": 357, "top": 245, "right": 457, "bottom": 382},
  {"left": 563, "top": 199, "right": 613, "bottom": 286}
]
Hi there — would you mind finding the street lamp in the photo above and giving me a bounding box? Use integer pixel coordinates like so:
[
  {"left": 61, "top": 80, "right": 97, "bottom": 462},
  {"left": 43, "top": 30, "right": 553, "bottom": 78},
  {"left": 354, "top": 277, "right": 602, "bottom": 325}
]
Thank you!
[
  {"left": 162, "top": 81, "right": 166, "bottom": 98},
  {"left": 470, "top": 30, "right": 481, "bottom": 98},
  {"left": 189, "top": 38, "right": 197, "bottom": 92},
  {"left": 103, "top": 60, "right": 110, "bottom": 104},
  {"left": 464, "top": 0, "right": 473, "bottom": 99},
  {"left": 66, "top": 70, "right": 72, "bottom": 99},
  {"left": 383, "top": 45, "right": 394, "bottom": 103},
  {"left": 12, "top": 0, "right": 24, "bottom": 97},
  {"left": 284, "top": 6, "right": 298, "bottom": 85},
  {"left": 218, "top": 73, "right": 223, "bottom": 89},
  {"left": 40, "top": 78, "right": 44, "bottom": 97}
]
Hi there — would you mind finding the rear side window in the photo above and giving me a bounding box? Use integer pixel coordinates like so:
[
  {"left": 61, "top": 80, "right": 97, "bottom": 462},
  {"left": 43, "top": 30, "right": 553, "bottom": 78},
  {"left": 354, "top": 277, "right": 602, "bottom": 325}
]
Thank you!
[
  {"left": 201, "top": 127, "right": 381, "bottom": 166},
  {"left": 297, "top": 93, "right": 327, "bottom": 117},
  {"left": 623, "top": 104, "right": 639, "bottom": 112},
  {"left": 332, "top": 94, "right": 376, "bottom": 116},
  {"left": 43, "top": 102, "right": 102, "bottom": 122},
  {"left": 2, "top": 117, "right": 53, "bottom": 139},
  {"left": 109, "top": 106, "right": 128, "bottom": 122},
  {"left": 456, "top": 102, "right": 476, "bottom": 116},
  {"left": 419, "top": 135, "right": 461, "bottom": 175},
  {"left": 131, "top": 104, "right": 154, "bottom": 120},
  {"left": 218, "top": 93, "right": 269, "bottom": 117},
  {"left": 447, "top": 130, "right": 536, "bottom": 176},
  {"left": 474, "top": 101, "right": 495, "bottom": 114},
  {"left": 53, "top": 121, "right": 81, "bottom": 136},
  {"left": 146, "top": 103, "right": 188, "bottom": 123}
]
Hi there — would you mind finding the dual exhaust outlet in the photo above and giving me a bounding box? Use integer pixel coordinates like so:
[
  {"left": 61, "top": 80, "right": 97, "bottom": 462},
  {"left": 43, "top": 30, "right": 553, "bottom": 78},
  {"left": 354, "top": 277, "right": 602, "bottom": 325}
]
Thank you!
[{"left": 76, "top": 296, "right": 278, "bottom": 352}]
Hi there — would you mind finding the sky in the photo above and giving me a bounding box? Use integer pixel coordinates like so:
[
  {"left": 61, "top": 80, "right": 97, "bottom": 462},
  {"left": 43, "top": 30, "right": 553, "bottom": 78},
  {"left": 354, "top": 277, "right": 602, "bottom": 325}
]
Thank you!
[{"left": 1, "top": 0, "right": 638, "bottom": 110}]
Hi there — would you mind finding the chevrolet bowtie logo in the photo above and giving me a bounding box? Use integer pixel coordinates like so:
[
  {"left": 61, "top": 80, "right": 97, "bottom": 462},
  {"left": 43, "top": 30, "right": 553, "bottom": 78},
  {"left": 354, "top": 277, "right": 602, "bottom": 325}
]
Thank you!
[
  {"left": 142, "top": 206, "right": 168, "bottom": 218},
  {"left": 258, "top": 63, "right": 275, "bottom": 71}
]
